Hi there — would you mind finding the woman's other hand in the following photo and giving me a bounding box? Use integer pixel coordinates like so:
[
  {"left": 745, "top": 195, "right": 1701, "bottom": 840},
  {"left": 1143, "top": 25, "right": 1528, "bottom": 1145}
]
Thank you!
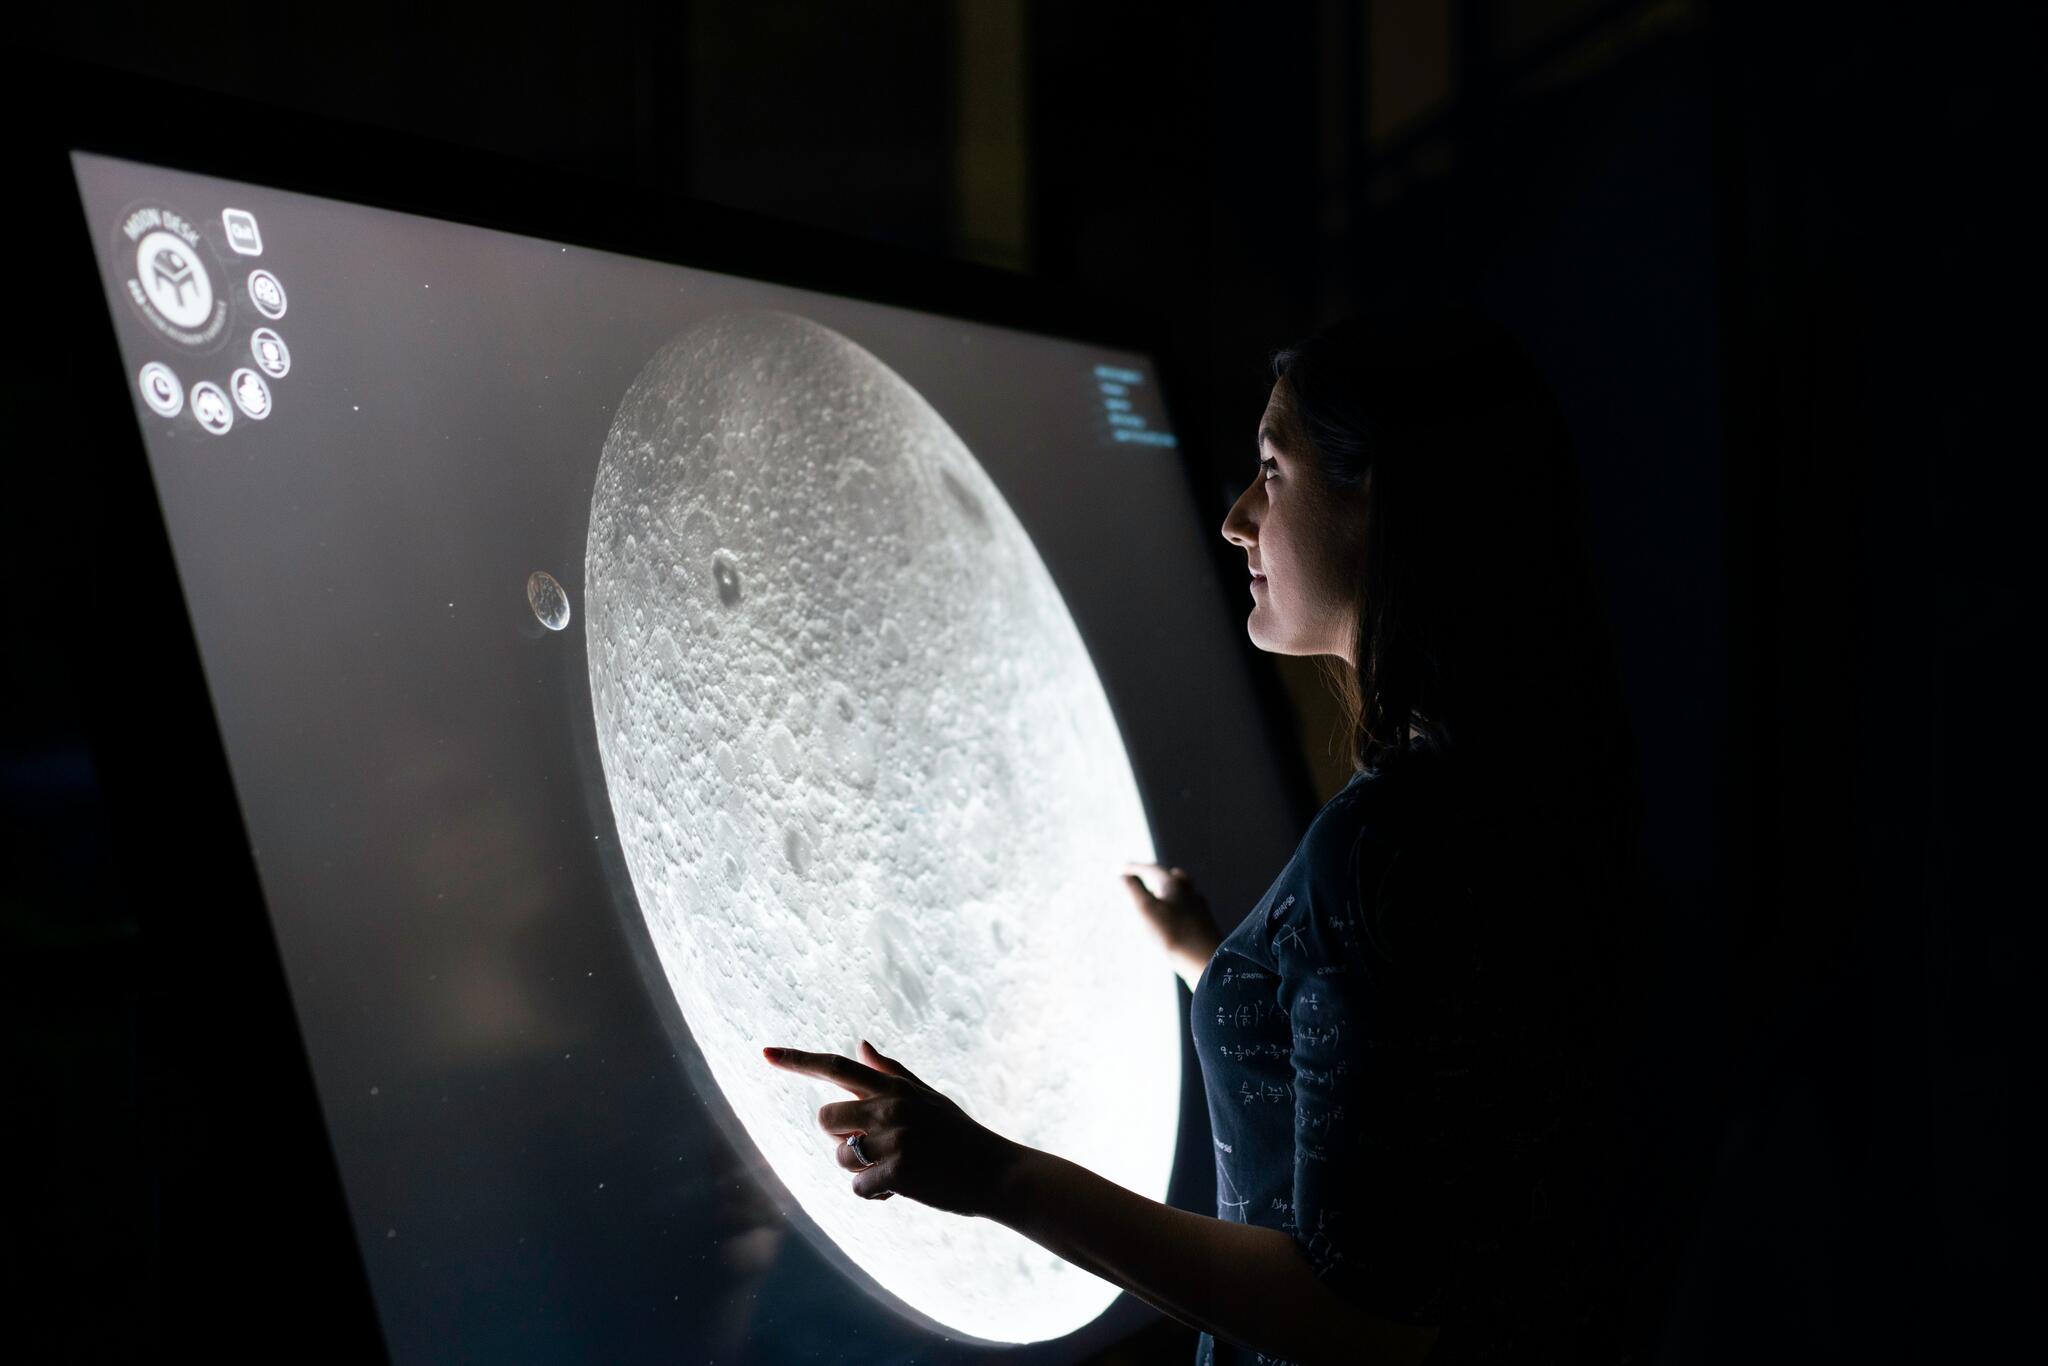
[{"left": 1121, "top": 862, "right": 1223, "bottom": 991}]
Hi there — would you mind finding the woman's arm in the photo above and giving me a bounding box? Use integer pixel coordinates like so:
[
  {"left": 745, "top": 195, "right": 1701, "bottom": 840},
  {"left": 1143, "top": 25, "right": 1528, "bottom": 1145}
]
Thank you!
[{"left": 986, "top": 1142, "right": 1439, "bottom": 1366}]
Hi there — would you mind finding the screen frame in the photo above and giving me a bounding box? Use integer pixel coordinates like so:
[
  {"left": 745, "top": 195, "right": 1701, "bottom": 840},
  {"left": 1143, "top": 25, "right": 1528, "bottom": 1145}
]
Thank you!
[{"left": 23, "top": 53, "right": 1323, "bottom": 1358}]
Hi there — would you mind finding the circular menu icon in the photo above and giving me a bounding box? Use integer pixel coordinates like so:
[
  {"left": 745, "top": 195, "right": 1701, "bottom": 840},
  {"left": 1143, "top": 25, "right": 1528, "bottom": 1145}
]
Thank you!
[
  {"left": 247, "top": 269, "right": 287, "bottom": 319},
  {"left": 230, "top": 368, "right": 272, "bottom": 420},
  {"left": 137, "top": 362, "right": 184, "bottom": 417},
  {"left": 190, "top": 381, "right": 234, "bottom": 435},
  {"left": 115, "top": 203, "right": 229, "bottom": 348},
  {"left": 250, "top": 327, "right": 291, "bottom": 378}
]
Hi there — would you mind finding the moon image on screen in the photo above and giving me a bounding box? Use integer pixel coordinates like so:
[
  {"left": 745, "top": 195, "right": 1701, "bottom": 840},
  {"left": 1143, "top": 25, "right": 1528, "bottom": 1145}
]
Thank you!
[{"left": 584, "top": 310, "right": 1181, "bottom": 1345}]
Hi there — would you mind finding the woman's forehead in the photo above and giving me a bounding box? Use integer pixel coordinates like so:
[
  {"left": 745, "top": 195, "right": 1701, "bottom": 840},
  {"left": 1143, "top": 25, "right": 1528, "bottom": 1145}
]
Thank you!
[{"left": 1259, "top": 381, "right": 1300, "bottom": 446}]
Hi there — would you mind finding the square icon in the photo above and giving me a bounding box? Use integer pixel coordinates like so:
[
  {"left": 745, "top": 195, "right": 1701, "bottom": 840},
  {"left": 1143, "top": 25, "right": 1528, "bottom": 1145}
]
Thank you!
[{"left": 222, "top": 208, "right": 263, "bottom": 256}]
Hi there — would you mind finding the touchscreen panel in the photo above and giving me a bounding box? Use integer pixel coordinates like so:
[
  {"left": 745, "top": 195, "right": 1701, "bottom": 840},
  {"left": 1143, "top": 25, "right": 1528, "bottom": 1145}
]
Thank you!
[{"left": 70, "top": 149, "right": 1299, "bottom": 1364}]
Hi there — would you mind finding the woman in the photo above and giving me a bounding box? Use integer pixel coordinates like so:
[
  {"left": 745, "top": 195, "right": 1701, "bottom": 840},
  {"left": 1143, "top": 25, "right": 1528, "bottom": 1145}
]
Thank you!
[{"left": 766, "top": 307, "right": 1647, "bottom": 1365}]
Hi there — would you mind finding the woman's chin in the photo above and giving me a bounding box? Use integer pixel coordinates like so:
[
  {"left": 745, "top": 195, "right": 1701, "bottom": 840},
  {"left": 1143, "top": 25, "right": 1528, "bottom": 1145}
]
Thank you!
[
  {"left": 1245, "top": 611, "right": 1281, "bottom": 654},
  {"left": 1248, "top": 619, "right": 1327, "bottom": 660}
]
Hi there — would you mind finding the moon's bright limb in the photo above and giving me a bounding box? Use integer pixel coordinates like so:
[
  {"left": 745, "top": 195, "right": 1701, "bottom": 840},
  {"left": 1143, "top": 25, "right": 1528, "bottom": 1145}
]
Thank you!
[{"left": 584, "top": 310, "right": 1178, "bottom": 1343}]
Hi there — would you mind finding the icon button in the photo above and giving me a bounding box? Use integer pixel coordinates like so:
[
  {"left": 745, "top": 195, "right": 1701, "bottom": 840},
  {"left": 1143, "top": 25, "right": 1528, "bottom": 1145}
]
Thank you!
[
  {"left": 221, "top": 208, "right": 263, "bottom": 256},
  {"left": 247, "top": 269, "right": 287, "bottom": 319},
  {"left": 230, "top": 368, "right": 272, "bottom": 420},
  {"left": 135, "top": 230, "right": 214, "bottom": 330},
  {"left": 190, "top": 381, "right": 234, "bottom": 435},
  {"left": 250, "top": 327, "right": 291, "bottom": 378},
  {"left": 137, "top": 362, "right": 184, "bottom": 417}
]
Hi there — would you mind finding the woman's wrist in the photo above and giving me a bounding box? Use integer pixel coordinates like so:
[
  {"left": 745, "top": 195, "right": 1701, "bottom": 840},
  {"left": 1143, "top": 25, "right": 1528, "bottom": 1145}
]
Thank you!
[
  {"left": 981, "top": 1137, "right": 1040, "bottom": 1223},
  {"left": 1175, "top": 927, "right": 1222, "bottom": 987}
]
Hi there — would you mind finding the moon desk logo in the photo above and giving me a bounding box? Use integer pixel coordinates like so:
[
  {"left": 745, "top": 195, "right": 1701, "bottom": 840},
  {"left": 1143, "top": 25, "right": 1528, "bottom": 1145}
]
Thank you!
[{"left": 117, "top": 203, "right": 228, "bottom": 348}]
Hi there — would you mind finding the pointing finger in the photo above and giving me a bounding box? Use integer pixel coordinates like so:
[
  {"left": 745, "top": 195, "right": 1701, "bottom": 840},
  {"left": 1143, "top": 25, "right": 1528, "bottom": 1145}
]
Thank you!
[{"left": 762, "top": 1048, "right": 888, "bottom": 1097}]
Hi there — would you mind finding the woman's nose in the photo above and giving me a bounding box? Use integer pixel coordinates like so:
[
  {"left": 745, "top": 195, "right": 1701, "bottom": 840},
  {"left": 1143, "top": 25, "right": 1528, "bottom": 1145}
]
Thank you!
[{"left": 1221, "top": 489, "right": 1256, "bottom": 547}]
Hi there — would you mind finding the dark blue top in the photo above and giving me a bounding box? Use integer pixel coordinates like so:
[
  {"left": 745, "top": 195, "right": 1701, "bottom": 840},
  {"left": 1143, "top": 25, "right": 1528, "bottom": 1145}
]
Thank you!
[{"left": 1188, "top": 749, "right": 1635, "bottom": 1365}]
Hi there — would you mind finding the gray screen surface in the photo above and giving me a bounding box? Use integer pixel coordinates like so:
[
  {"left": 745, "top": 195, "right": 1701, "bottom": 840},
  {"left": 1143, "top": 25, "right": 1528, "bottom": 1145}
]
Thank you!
[{"left": 71, "top": 149, "right": 1300, "bottom": 1364}]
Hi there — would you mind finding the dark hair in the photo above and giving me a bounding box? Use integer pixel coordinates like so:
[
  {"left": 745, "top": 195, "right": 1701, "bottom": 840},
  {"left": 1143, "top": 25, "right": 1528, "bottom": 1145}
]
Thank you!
[
  {"left": 1272, "top": 307, "right": 1635, "bottom": 809},
  {"left": 1276, "top": 312, "right": 1660, "bottom": 1356}
]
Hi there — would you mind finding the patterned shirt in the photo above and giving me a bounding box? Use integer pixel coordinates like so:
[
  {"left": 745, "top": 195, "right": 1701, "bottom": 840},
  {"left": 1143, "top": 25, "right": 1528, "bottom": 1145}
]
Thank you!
[{"left": 1188, "top": 749, "right": 1634, "bottom": 1365}]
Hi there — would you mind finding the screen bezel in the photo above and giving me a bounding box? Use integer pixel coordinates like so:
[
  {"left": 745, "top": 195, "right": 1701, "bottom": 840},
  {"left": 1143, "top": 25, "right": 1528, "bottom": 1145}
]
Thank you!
[{"left": 26, "top": 53, "right": 1320, "bottom": 1357}]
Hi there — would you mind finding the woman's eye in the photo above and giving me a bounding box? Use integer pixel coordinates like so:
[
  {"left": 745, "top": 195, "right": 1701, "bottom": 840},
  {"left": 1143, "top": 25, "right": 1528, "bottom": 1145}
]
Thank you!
[{"left": 1259, "top": 458, "right": 1278, "bottom": 481}]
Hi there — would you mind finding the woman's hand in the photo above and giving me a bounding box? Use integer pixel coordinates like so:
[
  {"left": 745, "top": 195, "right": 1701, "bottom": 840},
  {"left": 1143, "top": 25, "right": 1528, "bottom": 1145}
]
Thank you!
[
  {"left": 1122, "top": 862, "right": 1223, "bottom": 990},
  {"left": 760, "top": 1040, "right": 1021, "bottom": 1219}
]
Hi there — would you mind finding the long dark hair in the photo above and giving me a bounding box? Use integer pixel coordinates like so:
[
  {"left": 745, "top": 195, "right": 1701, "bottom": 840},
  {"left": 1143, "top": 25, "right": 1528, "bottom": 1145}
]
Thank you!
[
  {"left": 1273, "top": 307, "right": 1636, "bottom": 818},
  {"left": 1276, "top": 310, "right": 1660, "bottom": 1355}
]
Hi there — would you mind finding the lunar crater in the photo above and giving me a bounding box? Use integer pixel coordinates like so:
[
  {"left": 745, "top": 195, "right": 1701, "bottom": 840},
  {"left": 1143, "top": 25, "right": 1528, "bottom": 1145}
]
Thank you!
[{"left": 711, "top": 555, "right": 744, "bottom": 605}]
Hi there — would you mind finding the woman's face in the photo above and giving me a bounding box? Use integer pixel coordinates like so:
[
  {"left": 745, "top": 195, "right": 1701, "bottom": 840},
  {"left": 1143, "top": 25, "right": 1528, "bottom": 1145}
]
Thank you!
[{"left": 1220, "top": 379, "right": 1368, "bottom": 665}]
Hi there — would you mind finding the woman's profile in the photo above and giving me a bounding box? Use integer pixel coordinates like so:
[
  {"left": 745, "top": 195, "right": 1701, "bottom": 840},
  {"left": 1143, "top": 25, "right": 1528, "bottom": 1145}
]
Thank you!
[
  {"left": 766, "top": 305, "right": 1652, "bottom": 1365},
  {"left": 1126, "top": 306, "right": 1650, "bottom": 1363}
]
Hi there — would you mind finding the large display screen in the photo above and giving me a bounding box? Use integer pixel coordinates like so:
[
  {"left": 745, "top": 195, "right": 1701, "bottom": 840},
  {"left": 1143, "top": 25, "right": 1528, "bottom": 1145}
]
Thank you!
[{"left": 70, "top": 149, "right": 1302, "bottom": 1363}]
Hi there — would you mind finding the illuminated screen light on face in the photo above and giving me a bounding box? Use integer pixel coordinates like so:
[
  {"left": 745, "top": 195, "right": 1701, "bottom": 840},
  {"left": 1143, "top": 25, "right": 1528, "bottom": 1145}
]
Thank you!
[{"left": 584, "top": 310, "right": 1179, "bottom": 1344}]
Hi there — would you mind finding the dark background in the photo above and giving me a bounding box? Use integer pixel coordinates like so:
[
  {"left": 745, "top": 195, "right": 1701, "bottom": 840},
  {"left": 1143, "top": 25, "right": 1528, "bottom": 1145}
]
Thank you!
[{"left": 6, "top": 2, "right": 2027, "bottom": 1361}]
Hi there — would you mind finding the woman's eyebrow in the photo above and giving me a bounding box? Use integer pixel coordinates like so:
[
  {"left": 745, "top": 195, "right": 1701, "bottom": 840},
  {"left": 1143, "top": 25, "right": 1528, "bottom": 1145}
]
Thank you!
[{"left": 1257, "top": 424, "right": 1280, "bottom": 457}]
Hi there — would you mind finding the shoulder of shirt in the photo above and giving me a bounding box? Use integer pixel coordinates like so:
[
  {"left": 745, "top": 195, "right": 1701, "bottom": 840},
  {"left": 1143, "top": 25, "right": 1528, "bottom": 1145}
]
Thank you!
[
  {"left": 1302, "top": 747, "right": 1445, "bottom": 849},
  {"left": 1276, "top": 749, "right": 1470, "bottom": 932}
]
